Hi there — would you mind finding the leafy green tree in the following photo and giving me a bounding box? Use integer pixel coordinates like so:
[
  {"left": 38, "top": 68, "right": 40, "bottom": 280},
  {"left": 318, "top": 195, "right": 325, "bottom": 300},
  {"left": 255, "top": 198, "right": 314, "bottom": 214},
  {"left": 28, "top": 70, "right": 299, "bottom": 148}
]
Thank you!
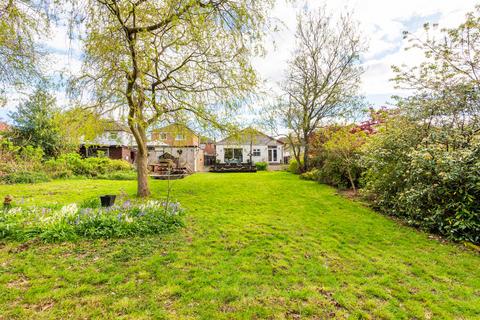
[
  {"left": 74, "top": 0, "right": 273, "bottom": 197},
  {"left": 8, "top": 87, "right": 63, "bottom": 157},
  {"left": 324, "top": 126, "right": 366, "bottom": 192},
  {"left": 392, "top": 4, "right": 480, "bottom": 146}
]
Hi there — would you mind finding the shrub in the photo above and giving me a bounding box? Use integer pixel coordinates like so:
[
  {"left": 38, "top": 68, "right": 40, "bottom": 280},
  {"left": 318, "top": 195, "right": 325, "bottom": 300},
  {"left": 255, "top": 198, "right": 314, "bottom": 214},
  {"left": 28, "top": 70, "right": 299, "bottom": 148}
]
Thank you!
[
  {"left": 307, "top": 126, "right": 366, "bottom": 190},
  {"left": 0, "top": 140, "right": 135, "bottom": 185},
  {"left": 315, "top": 156, "right": 363, "bottom": 190},
  {"left": 108, "top": 159, "right": 133, "bottom": 172},
  {"left": 0, "top": 200, "right": 185, "bottom": 242},
  {"left": 1, "top": 171, "right": 50, "bottom": 184},
  {"left": 49, "top": 169, "right": 73, "bottom": 179},
  {"left": 288, "top": 159, "right": 303, "bottom": 174},
  {"left": 361, "top": 122, "right": 480, "bottom": 244},
  {"left": 44, "top": 158, "right": 73, "bottom": 178},
  {"left": 255, "top": 161, "right": 268, "bottom": 171},
  {"left": 82, "top": 157, "right": 112, "bottom": 176},
  {"left": 0, "top": 139, "right": 44, "bottom": 175},
  {"left": 300, "top": 169, "right": 320, "bottom": 181},
  {"left": 43, "top": 153, "right": 134, "bottom": 180}
]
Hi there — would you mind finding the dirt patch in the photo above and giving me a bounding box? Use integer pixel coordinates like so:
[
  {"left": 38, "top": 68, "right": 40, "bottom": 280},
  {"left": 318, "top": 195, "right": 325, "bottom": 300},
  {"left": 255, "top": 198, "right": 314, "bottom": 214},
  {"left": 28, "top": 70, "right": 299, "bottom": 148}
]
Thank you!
[
  {"left": 8, "top": 239, "right": 41, "bottom": 253},
  {"left": 336, "top": 189, "right": 360, "bottom": 201},
  {"left": 317, "top": 288, "right": 344, "bottom": 310},
  {"left": 31, "top": 299, "right": 55, "bottom": 312},
  {"left": 6, "top": 275, "right": 30, "bottom": 290},
  {"left": 285, "top": 310, "right": 301, "bottom": 319}
]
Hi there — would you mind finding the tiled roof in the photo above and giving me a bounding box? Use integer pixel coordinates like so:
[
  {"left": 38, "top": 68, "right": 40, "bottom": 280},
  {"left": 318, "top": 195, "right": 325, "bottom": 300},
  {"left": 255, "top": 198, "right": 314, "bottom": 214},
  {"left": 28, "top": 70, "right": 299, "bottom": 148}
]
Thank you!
[{"left": 217, "top": 127, "right": 284, "bottom": 146}]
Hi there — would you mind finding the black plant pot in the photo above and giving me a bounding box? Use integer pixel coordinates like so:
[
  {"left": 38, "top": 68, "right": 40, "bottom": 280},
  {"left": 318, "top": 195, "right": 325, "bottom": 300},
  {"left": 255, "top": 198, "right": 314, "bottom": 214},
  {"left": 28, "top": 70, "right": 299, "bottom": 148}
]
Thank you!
[{"left": 100, "top": 195, "right": 116, "bottom": 207}]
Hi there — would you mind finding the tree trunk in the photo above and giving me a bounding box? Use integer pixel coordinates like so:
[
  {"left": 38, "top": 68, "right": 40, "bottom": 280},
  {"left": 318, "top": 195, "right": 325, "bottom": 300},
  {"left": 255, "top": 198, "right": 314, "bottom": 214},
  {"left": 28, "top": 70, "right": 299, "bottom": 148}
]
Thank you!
[
  {"left": 288, "top": 135, "right": 302, "bottom": 173},
  {"left": 136, "top": 147, "right": 151, "bottom": 197},
  {"left": 293, "top": 152, "right": 302, "bottom": 171},
  {"left": 130, "top": 122, "right": 151, "bottom": 198},
  {"left": 302, "top": 144, "right": 309, "bottom": 173},
  {"left": 346, "top": 168, "right": 356, "bottom": 193}
]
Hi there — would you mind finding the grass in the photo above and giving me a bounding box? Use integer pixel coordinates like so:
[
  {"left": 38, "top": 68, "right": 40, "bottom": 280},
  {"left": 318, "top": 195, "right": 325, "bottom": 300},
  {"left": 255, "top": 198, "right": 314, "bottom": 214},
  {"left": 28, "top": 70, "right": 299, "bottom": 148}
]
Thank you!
[{"left": 0, "top": 171, "right": 479, "bottom": 319}]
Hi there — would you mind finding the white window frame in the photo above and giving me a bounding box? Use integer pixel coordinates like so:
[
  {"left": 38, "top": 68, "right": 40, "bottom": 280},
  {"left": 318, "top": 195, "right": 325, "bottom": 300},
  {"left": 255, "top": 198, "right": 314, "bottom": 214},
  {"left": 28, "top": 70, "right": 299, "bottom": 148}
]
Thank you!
[
  {"left": 253, "top": 148, "right": 261, "bottom": 156},
  {"left": 268, "top": 146, "right": 278, "bottom": 162},
  {"left": 175, "top": 134, "right": 186, "bottom": 141}
]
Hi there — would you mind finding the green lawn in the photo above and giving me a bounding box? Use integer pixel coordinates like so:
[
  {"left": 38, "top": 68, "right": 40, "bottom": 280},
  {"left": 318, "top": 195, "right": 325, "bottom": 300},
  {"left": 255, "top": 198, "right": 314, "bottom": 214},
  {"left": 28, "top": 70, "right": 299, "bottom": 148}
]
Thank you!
[{"left": 0, "top": 172, "right": 479, "bottom": 319}]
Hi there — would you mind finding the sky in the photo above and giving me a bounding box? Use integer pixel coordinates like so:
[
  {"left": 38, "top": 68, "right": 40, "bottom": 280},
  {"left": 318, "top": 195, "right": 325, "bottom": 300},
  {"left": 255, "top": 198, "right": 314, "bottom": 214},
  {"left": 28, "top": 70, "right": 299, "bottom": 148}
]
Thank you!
[
  {"left": 254, "top": 0, "right": 477, "bottom": 108},
  {"left": 1, "top": 0, "right": 477, "bottom": 122}
]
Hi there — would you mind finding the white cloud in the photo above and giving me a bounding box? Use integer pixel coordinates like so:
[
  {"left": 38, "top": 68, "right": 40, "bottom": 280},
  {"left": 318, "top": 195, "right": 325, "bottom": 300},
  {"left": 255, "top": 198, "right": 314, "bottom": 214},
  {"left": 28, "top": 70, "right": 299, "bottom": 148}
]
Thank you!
[
  {"left": 2, "top": 23, "right": 84, "bottom": 115},
  {"left": 253, "top": 0, "right": 476, "bottom": 107}
]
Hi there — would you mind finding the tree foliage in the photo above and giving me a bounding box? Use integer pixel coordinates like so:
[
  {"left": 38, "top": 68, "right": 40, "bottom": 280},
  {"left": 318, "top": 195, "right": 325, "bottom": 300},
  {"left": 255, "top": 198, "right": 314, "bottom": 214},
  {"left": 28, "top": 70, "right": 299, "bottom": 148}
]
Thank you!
[
  {"left": 323, "top": 126, "right": 366, "bottom": 192},
  {"left": 392, "top": 5, "right": 480, "bottom": 145},
  {"left": 303, "top": 124, "right": 367, "bottom": 190},
  {"left": 73, "top": 0, "right": 273, "bottom": 196},
  {"left": 8, "top": 86, "right": 63, "bottom": 157},
  {"left": 0, "top": 0, "right": 49, "bottom": 99},
  {"left": 361, "top": 6, "right": 480, "bottom": 244},
  {"left": 54, "top": 107, "right": 108, "bottom": 152}
]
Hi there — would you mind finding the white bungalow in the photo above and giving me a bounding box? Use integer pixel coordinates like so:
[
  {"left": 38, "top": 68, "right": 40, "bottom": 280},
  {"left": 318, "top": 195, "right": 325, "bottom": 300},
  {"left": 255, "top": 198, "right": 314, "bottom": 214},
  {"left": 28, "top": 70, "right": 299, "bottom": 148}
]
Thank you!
[{"left": 216, "top": 128, "right": 285, "bottom": 164}]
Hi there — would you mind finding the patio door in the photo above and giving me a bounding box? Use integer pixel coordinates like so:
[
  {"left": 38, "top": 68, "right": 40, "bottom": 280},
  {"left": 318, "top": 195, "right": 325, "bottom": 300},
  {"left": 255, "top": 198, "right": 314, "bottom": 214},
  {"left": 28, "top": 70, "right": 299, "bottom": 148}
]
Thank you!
[{"left": 268, "top": 147, "right": 277, "bottom": 162}]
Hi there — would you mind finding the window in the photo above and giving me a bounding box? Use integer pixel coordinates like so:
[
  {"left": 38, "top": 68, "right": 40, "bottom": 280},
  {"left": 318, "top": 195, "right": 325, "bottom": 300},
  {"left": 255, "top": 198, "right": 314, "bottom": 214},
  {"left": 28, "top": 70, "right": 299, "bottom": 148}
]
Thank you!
[
  {"left": 175, "top": 134, "right": 185, "bottom": 141},
  {"left": 253, "top": 148, "right": 261, "bottom": 157},
  {"left": 109, "top": 132, "right": 118, "bottom": 140},
  {"left": 153, "top": 132, "right": 167, "bottom": 140},
  {"left": 224, "top": 148, "right": 243, "bottom": 163}
]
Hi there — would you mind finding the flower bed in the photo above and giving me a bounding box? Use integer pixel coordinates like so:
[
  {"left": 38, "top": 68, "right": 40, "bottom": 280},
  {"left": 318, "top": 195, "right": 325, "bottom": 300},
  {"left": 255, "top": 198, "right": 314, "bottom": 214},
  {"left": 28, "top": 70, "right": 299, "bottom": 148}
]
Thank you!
[{"left": 0, "top": 200, "right": 185, "bottom": 242}]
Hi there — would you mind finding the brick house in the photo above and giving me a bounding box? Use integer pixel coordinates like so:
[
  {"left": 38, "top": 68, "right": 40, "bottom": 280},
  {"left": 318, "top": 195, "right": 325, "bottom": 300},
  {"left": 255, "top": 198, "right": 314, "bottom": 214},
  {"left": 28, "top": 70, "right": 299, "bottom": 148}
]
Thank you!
[
  {"left": 80, "top": 121, "right": 136, "bottom": 163},
  {"left": 80, "top": 122, "right": 209, "bottom": 172}
]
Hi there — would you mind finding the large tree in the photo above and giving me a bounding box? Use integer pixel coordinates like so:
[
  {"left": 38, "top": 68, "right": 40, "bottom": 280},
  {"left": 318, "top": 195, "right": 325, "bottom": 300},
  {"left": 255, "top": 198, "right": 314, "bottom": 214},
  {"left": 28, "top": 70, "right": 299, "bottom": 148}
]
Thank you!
[
  {"left": 392, "top": 5, "right": 480, "bottom": 146},
  {"left": 276, "top": 7, "right": 365, "bottom": 173},
  {"left": 9, "top": 93, "right": 107, "bottom": 155},
  {"left": 74, "top": 0, "right": 272, "bottom": 197},
  {"left": 8, "top": 86, "right": 63, "bottom": 157}
]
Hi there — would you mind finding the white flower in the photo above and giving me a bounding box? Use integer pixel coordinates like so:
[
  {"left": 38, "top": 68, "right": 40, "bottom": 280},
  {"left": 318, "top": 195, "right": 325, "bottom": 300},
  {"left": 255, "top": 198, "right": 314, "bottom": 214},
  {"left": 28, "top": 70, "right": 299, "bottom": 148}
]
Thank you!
[
  {"left": 60, "top": 203, "right": 78, "bottom": 217},
  {"left": 40, "top": 203, "right": 79, "bottom": 225},
  {"left": 5, "top": 207, "right": 22, "bottom": 216}
]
